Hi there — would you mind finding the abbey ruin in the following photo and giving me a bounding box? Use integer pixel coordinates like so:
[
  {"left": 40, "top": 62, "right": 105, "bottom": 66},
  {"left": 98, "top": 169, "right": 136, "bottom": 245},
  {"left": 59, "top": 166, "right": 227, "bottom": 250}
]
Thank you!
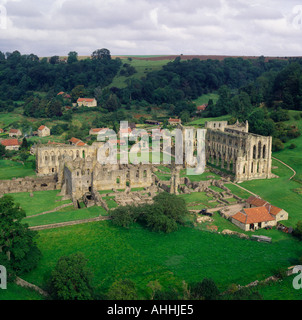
[{"left": 24, "top": 120, "right": 273, "bottom": 205}]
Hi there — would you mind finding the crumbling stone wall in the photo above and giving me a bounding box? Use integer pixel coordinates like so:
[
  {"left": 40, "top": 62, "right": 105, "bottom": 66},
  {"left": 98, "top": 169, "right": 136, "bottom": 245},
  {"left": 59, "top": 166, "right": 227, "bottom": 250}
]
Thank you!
[{"left": 0, "top": 175, "right": 58, "bottom": 194}]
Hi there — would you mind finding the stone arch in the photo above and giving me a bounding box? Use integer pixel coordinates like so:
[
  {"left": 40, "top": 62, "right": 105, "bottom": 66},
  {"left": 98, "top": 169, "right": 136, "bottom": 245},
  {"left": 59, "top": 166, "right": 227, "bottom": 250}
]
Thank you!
[
  {"left": 253, "top": 145, "right": 257, "bottom": 159},
  {"left": 44, "top": 151, "right": 49, "bottom": 163},
  {"left": 263, "top": 145, "right": 266, "bottom": 159},
  {"left": 258, "top": 141, "right": 262, "bottom": 159}
]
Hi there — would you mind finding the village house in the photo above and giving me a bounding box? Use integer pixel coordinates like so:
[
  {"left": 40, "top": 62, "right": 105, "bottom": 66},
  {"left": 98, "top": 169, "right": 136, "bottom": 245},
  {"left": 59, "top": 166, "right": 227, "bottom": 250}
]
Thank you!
[
  {"left": 89, "top": 128, "right": 109, "bottom": 135},
  {"left": 9, "top": 129, "right": 22, "bottom": 137},
  {"left": 0, "top": 129, "right": 3, "bottom": 133},
  {"left": 0, "top": 138, "right": 21, "bottom": 150},
  {"left": 77, "top": 98, "right": 97, "bottom": 107},
  {"left": 196, "top": 104, "right": 207, "bottom": 113},
  {"left": 38, "top": 125, "right": 51, "bottom": 137},
  {"left": 69, "top": 137, "right": 86, "bottom": 147},
  {"left": 168, "top": 118, "right": 181, "bottom": 126},
  {"left": 231, "top": 196, "right": 288, "bottom": 231}
]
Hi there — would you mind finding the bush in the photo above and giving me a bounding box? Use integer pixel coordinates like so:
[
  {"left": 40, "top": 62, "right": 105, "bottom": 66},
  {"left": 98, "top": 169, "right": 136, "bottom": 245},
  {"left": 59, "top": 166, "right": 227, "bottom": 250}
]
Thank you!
[
  {"left": 48, "top": 253, "right": 95, "bottom": 300},
  {"left": 272, "top": 138, "right": 284, "bottom": 151},
  {"left": 190, "top": 278, "right": 220, "bottom": 300},
  {"left": 289, "top": 143, "right": 297, "bottom": 149},
  {"left": 107, "top": 279, "right": 137, "bottom": 300}
]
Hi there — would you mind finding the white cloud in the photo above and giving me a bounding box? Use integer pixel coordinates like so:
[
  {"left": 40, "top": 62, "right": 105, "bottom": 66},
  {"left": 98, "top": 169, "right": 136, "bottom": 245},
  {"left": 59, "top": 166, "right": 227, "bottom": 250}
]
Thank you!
[{"left": 0, "top": 0, "right": 301, "bottom": 56}]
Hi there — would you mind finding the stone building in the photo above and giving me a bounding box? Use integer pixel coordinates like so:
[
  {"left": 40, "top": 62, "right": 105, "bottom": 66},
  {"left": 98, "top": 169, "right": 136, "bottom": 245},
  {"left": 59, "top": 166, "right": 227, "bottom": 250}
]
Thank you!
[
  {"left": 0, "top": 138, "right": 21, "bottom": 150},
  {"left": 36, "top": 143, "right": 153, "bottom": 204},
  {"left": 231, "top": 196, "right": 288, "bottom": 231},
  {"left": 77, "top": 98, "right": 97, "bottom": 107},
  {"left": 38, "top": 125, "right": 50, "bottom": 137},
  {"left": 9, "top": 129, "right": 22, "bottom": 137}
]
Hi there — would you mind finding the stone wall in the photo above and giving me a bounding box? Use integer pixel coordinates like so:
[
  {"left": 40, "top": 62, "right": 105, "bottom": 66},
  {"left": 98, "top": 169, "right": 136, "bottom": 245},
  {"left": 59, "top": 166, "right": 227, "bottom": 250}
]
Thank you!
[{"left": 0, "top": 175, "right": 58, "bottom": 194}]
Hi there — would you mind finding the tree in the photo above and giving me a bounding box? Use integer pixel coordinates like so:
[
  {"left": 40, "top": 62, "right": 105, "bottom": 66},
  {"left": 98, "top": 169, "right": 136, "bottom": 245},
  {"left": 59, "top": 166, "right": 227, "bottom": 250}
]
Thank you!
[
  {"left": 110, "top": 205, "right": 139, "bottom": 228},
  {"left": 107, "top": 279, "right": 138, "bottom": 300},
  {"left": 190, "top": 278, "right": 220, "bottom": 300},
  {"left": 0, "top": 144, "right": 6, "bottom": 159},
  {"left": 49, "top": 55, "right": 60, "bottom": 65},
  {"left": 71, "top": 85, "right": 87, "bottom": 102},
  {"left": 67, "top": 51, "right": 78, "bottom": 64},
  {"left": 0, "top": 195, "right": 41, "bottom": 278},
  {"left": 293, "top": 221, "right": 302, "bottom": 240},
  {"left": 105, "top": 94, "right": 121, "bottom": 112},
  {"left": 48, "top": 253, "right": 95, "bottom": 300},
  {"left": 91, "top": 48, "right": 111, "bottom": 60},
  {"left": 20, "top": 137, "right": 28, "bottom": 150}
]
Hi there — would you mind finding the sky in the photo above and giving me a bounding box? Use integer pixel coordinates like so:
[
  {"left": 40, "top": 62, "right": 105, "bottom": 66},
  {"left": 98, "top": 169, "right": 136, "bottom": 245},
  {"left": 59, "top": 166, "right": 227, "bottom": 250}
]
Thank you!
[{"left": 0, "top": 0, "right": 302, "bottom": 57}]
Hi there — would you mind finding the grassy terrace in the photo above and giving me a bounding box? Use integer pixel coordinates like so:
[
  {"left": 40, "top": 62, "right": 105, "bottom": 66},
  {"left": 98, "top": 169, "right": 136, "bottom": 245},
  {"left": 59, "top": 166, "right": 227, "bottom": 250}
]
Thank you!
[{"left": 11, "top": 190, "right": 72, "bottom": 217}]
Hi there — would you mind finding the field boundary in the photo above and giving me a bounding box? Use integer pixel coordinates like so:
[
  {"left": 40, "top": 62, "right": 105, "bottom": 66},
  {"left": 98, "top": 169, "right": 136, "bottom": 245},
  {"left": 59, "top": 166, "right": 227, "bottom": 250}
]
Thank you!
[
  {"left": 29, "top": 215, "right": 111, "bottom": 231},
  {"left": 272, "top": 156, "right": 296, "bottom": 180}
]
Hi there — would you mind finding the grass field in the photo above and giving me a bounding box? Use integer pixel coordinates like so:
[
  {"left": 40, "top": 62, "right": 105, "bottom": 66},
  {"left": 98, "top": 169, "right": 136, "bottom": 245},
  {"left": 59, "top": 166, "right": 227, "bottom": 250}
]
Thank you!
[
  {"left": 24, "top": 205, "right": 108, "bottom": 227},
  {"left": 187, "top": 114, "right": 231, "bottom": 127},
  {"left": 193, "top": 93, "right": 219, "bottom": 106},
  {"left": 10, "top": 190, "right": 72, "bottom": 217},
  {"left": 0, "top": 159, "right": 36, "bottom": 180},
  {"left": 20, "top": 220, "right": 302, "bottom": 300},
  {"left": 108, "top": 58, "right": 170, "bottom": 89}
]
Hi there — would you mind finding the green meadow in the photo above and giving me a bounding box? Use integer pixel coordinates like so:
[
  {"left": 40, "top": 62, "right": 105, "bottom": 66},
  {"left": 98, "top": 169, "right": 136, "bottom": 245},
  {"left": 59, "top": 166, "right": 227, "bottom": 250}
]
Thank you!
[
  {"left": 20, "top": 220, "right": 301, "bottom": 299},
  {"left": 0, "top": 159, "right": 36, "bottom": 180}
]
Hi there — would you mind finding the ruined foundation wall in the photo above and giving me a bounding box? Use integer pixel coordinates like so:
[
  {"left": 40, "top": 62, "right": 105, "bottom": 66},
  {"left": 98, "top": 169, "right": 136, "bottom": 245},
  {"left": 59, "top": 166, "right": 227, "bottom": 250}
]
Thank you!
[{"left": 0, "top": 175, "right": 58, "bottom": 194}]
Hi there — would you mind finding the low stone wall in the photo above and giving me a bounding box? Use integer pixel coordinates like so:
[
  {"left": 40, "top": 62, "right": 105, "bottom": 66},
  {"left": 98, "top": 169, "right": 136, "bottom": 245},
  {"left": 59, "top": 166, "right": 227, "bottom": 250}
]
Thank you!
[{"left": 0, "top": 175, "right": 58, "bottom": 194}]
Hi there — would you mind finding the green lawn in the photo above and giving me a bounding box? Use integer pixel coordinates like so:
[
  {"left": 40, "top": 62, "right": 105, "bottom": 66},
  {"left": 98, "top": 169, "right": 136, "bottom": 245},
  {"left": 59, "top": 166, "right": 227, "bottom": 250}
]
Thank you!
[
  {"left": 24, "top": 205, "right": 108, "bottom": 227},
  {"left": 180, "top": 169, "right": 221, "bottom": 182},
  {"left": 10, "top": 190, "right": 72, "bottom": 217},
  {"left": 187, "top": 115, "right": 231, "bottom": 127},
  {"left": 0, "top": 282, "right": 44, "bottom": 300},
  {"left": 0, "top": 159, "right": 36, "bottom": 180},
  {"left": 20, "top": 221, "right": 302, "bottom": 300},
  {"left": 193, "top": 92, "right": 219, "bottom": 106}
]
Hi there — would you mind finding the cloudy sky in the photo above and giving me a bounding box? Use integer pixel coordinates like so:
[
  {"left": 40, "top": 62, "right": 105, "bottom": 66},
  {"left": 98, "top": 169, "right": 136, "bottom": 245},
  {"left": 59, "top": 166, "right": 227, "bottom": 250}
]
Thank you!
[{"left": 0, "top": 0, "right": 302, "bottom": 57}]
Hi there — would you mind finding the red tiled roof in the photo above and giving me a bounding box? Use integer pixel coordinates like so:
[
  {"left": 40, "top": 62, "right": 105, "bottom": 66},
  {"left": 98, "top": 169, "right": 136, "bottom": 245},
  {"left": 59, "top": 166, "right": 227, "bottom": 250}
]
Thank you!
[
  {"left": 57, "top": 91, "right": 65, "bottom": 95},
  {"left": 9, "top": 129, "right": 19, "bottom": 133},
  {"left": 0, "top": 129, "right": 3, "bottom": 133},
  {"left": 76, "top": 141, "right": 86, "bottom": 146},
  {"left": 91, "top": 128, "right": 109, "bottom": 133},
  {"left": 69, "top": 137, "right": 80, "bottom": 143},
  {"left": 77, "top": 98, "right": 95, "bottom": 102},
  {"left": 246, "top": 196, "right": 268, "bottom": 207},
  {"left": 0, "top": 139, "right": 20, "bottom": 147},
  {"left": 232, "top": 207, "right": 275, "bottom": 225},
  {"left": 168, "top": 118, "right": 180, "bottom": 122},
  {"left": 265, "top": 204, "right": 282, "bottom": 216},
  {"left": 38, "top": 125, "right": 46, "bottom": 131},
  {"left": 197, "top": 104, "right": 207, "bottom": 111}
]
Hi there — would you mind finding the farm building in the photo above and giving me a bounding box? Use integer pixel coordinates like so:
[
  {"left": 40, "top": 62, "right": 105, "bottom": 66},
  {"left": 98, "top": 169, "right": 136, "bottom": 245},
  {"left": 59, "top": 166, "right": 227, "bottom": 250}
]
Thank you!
[
  {"left": 231, "top": 196, "right": 288, "bottom": 231},
  {"left": 38, "top": 125, "right": 51, "bottom": 137},
  {"left": 9, "top": 129, "right": 22, "bottom": 137},
  {"left": 77, "top": 98, "right": 97, "bottom": 107},
  {"left": 0, "top": 138, "right": 21, "bottom": 150}
]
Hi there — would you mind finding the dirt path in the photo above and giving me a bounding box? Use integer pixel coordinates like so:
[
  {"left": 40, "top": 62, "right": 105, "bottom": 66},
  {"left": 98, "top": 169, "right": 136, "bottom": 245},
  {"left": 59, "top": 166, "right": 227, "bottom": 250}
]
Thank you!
[
  {"left": 229, "top": 182, "right": 259, "bottom": 197},
  {"left": 29, "top": 216, "right": 111, "bottom": 231},
  {"left": 272, "top": 156, "right": 296, "bottom": 180}
]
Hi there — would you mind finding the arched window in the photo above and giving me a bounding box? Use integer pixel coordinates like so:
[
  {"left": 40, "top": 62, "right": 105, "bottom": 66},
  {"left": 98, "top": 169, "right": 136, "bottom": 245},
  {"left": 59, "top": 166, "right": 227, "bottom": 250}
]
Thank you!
[
  {"left": 258, "top": 141, "right": 262, "bottom": 158},
  {"left": 263, "top": 145, "right": 266, "bottom": 159},
  {"left": 253, "top": 145, "right": 256, "bottom": 159}
]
